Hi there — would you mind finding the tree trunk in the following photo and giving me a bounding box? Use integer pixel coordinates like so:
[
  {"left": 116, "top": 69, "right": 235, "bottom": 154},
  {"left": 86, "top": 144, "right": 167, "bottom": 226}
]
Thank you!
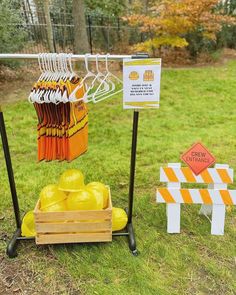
[
  {"left": 72, "top": 0, "right": 89, "bottom": 53},
  {"left": 42, "top": 0, "right": 55, "bottom": 52},
  {"left": 22, "top": 1, "right": 29, "bottom": 24},
  {"left": 62, "top": 0, "right": 68, "bottom": 50}
]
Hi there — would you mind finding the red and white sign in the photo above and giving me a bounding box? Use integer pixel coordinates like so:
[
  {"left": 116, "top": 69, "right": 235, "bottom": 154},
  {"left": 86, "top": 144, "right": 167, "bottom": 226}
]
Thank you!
[{"left": 181, "top": 142, "right": 216, "bottom": 175}]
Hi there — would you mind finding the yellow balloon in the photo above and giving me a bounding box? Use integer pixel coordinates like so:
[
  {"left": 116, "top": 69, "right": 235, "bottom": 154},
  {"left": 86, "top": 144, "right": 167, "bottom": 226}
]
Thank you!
[
  {"left": 42, "top": 200, "right": 67, "bottom": 212},
  {"left": 67, "top": 189, "right": 99, "bottom": 211},
  {"left": 112, "top": 207, "right": 128, "bottom": 232},
  {"left": 58, "top": 169, "right": 84, "bottom": 192},
  {"left": 86, "top": 182, "right": 109, "bottom": 208},
  {"left": 21, "top": 211, "right": 36, "bottom": 237},
  {"left": 40, "top": 184, "right": 66, "bottom": 210}
]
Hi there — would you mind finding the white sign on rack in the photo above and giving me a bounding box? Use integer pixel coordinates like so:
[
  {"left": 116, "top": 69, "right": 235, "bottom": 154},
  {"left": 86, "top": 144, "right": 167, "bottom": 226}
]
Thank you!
[{"left": 123, "top": 58, "right": 161, "bottom": 109}]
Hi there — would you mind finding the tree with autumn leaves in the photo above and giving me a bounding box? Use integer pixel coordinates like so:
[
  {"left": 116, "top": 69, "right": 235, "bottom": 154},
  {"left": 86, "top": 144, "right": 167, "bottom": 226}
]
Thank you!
[{"left": 126, "top": 0, "right": 235, "bottom": 57}]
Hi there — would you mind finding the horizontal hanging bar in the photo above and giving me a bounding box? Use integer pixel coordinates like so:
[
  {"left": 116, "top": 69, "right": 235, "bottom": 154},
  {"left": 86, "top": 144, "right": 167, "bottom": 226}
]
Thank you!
[{"left": 0, "top": 53, "right": 132, "bottom": 61}]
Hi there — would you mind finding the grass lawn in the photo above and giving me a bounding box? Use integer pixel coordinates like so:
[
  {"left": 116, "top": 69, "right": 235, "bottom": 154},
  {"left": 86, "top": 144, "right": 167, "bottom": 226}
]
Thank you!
[{"left": 0, "top": 60, "right": 236, "bottom": 294}]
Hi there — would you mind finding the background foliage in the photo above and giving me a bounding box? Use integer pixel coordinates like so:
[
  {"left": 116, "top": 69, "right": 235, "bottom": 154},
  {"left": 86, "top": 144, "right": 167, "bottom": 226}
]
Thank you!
[
  {"left": 0, "top": 0, "right": 26, "bottom": 53},
  {"left": 0, "top": 0, "right": 236, "bottom": 62},
  {"left": 126, "top": 0, "right": 236, "bottom": 57}
]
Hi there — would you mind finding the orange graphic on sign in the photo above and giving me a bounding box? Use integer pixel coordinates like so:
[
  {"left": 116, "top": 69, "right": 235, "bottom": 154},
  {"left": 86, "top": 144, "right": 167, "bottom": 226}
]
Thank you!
[
  {"left": 129, "top": 71, "right": 139, "bottom": 80},
  {"left": 181, "top": 142, "right": 216, "bottom": 175},
  {"left": 143, "top": 70, "right": 154, "bottom": 81}
]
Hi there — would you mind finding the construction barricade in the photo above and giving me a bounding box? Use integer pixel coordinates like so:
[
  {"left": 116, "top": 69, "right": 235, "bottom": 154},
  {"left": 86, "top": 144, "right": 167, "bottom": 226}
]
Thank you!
[{"left": 156, "top": 163, "right": 236, "bottom": 235}]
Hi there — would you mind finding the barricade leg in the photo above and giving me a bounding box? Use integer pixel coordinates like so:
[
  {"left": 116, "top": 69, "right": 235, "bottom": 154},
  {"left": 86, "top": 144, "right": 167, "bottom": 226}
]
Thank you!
[
  {"left": 211, "top": 204, "right": 226, "bottom": 235},
  {"left": 167, "top": 203, "right": 181, "bottom": 233},
  {"left": 199, "top": 164, "right": 228, "bottom": 217},
  {"left": 165, "top": 163, "right": 181, "bottom": 233}
]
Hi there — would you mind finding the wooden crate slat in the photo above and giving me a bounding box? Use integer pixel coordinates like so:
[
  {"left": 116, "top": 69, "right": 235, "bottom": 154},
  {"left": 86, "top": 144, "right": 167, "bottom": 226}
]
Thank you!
[
  {"left": 36, "top": 221, "right": 112, "bottom": 233},
  {"left": 36, "top": 232, "right": 112, "bottom": 245},
  {"left": 35, "top": 210, "right": 111, "bottom": 222}
]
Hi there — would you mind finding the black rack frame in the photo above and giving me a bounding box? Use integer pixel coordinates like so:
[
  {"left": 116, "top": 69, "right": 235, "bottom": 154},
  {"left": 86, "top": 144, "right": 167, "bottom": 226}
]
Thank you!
[{"left": 0, "top": 53, "right": 148, "bottom": 258}]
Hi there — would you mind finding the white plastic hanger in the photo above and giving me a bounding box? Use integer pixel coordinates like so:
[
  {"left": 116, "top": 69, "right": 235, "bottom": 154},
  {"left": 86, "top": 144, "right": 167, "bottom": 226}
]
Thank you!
[
  {"left": 28, "top": 53, "right": 43, "bottom": 103},
  {"left": 61, "top": 54, "right": 70, "bottom": 103},
  {"left": 92, "top": 54, "right": 115, "bottom": 101},
  {"left": 43, "top": 53, "right": 53, "bottom": 102},
  {"left": 93, "top": 54, "right": 123, "bottom": 103},
  {"left": 51, "top": 53, "right": 61, "bottom": 104},
  {"left": 52, "top": 54, "right": 63, "bottom": 103},
  {"left": 29, "top": 53, "right": 44, "bottom": 103},
  {"left": 48, "top": 53, "right": 58, "bottom": 103},
  {"left": 60, "top": 53, "right": 66, "bottom": 81},
  {"left": 38, "top": 53, "right": 45, "bottom": 81},
  {"left": 68, "top": 53, "right": 76, "bottom": 81},
  {"left": 43, "top": 54, "right": 52, "bottom": 103},
  {"left": 63, "top": 53, "right": 71, "bottom": 80},
  {"left": 44, "top": 53, "right": 55, "bottom": 102},
  {"left": 57, "top": 54, "right": 66, "bottom": 103},
  {"left": 38, "top": 53, "right": 46, "bottom": 81},
  {"left": 34, "top": 53, "right": 48, "bottom": 103},
  {"left": 38, "top": 53, "right": 50, "bottom": 103},
  {"left": 84, "top": 54, "right": 110, "bottom": 103},
  {"left": 56, "top": 54, "right": 66, "bottom": 103},
  {"left": 69, "top": 53, "right": 96, "bottom": 102}
]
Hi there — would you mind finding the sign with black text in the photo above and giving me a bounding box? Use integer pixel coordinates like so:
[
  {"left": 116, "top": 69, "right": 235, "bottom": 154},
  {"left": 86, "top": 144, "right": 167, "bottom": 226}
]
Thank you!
[{"left": 123, "top": 58, "right": 161, "bottom": 109}]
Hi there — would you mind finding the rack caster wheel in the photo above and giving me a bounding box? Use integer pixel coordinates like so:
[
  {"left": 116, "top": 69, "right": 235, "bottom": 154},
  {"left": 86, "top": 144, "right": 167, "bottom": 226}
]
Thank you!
[
  {"left": 6, "top": 247, "right": 18, "bottom": 258},
  {"left": 6, "top": 228, "right": 21, "bottom": 258},
  {"left": 132, "top": 249, "right": 138, "bottom": 256}
]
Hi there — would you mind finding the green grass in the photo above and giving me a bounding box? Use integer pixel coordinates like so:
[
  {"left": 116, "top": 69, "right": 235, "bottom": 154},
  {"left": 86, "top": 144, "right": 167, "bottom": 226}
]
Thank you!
[{"left": 0, "top": 61, "right": 236, "bottom": 294}]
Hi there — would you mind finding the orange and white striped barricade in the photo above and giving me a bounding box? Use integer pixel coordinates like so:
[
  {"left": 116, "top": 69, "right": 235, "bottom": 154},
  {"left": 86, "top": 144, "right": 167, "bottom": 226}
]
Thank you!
[{"left": 156, "top": 163, "right": 235, "bottom": 235}]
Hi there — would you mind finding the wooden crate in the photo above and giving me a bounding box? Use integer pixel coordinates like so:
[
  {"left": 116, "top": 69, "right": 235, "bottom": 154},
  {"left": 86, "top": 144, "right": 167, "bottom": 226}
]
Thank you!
[{"left": 34, "top": 189, "right": 112, "bottom": 245}]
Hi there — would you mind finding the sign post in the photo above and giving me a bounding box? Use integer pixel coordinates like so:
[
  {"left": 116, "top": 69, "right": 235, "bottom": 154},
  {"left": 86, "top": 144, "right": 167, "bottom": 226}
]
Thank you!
[{"left": 121, "top": 55, "right": 161, "bottom": 255}]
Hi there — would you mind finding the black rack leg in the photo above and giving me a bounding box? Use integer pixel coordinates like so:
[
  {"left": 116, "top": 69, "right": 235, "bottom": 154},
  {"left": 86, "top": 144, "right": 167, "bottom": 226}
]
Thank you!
[
  {"left": 127, "top": 110, "right": 139, "bottom": 255},
  {"left": 0, "top": 108, "right": 21, "bottom": 258},
  {"left": 6, "top": 228, "right": 21, "bottom": 258},
  {"left": 127, "top": 223, "right": 138, "bottom": 256}
]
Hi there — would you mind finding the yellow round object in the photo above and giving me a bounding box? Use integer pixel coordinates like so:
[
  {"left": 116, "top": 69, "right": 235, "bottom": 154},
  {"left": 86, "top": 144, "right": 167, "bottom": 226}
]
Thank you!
[
  {"left": 112, "top": 207, "right": 128, "bottom": 232},
  {"left": 42, "top": 200, "right": 67, "bottom": 212},
  {"left": 86, "top": 182, "right": 109, "bottom": 208},
  {"left": 21, "top": 211, "right": 36, "bottom": 237},
  {"left": 58, "top": 169, "right": 84, "bottom": 192},
  {"left": 67, "top": 189, "right": 99, "bottom": 210},
  {"left": 129, "top": 71, "right": 139, "bottom": 80},
  {"left": 85, "top": 186, "right": 103, "bottom": 210},
  {"left": 40, "top": 184, "right": 66, "bottom": 210}
]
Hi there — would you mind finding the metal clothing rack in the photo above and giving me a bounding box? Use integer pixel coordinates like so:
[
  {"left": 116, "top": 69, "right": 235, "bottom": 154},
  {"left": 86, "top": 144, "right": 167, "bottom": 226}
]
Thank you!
[{"left": 0, "top": 53, "right": 148, "bottom": 258}]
